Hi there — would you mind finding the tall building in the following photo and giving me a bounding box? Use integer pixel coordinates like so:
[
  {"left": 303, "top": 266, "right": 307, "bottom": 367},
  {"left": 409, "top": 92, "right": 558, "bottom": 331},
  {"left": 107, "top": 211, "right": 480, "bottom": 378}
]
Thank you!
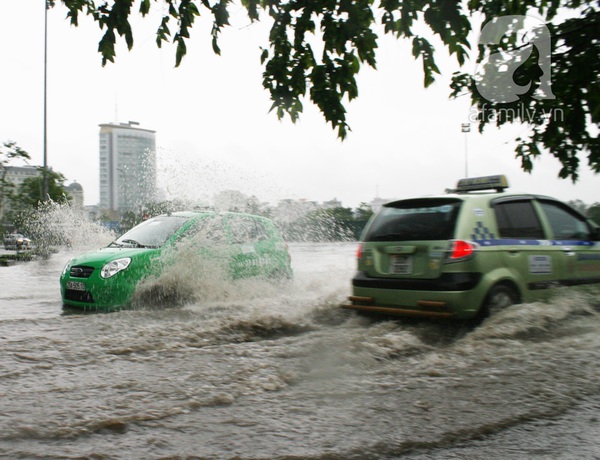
[
  {"left": 99, "top": 121, "right": 156, "bottom": 214},
  {"left": 0, "top": 165, "right": 40, "bottom": 221}
]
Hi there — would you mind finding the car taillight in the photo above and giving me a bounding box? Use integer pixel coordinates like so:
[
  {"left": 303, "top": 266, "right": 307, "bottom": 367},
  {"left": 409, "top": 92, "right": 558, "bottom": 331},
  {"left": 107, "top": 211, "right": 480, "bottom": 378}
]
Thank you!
[
  {"left": 356, "top": 243, "right": 364, "bottom": 260},
  {"left": 448, "top": 240, "right": 476, "bottom": 261}
]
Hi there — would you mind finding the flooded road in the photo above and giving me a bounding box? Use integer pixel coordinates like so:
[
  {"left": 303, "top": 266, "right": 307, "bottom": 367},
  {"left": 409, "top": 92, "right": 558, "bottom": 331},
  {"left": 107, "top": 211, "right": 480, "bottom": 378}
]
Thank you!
[{"left": 1, "top": 242, "right": 599, "bottom": 459}]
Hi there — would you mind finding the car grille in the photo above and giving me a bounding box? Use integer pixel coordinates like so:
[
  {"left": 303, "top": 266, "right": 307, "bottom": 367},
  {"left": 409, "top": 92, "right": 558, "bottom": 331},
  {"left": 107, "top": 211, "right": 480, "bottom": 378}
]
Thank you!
[
  {"left": 64, "top": 290, "right": 95, "bottom": 303},
  {"left": 70, "top": 266, "right": 94, "bottom": 278}
]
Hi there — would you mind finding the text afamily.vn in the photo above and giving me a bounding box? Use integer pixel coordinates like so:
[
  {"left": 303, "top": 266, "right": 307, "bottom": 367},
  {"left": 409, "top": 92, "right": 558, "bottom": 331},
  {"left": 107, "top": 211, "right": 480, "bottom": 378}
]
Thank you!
[{"left": 469, "top": 103, "right": 564, "bottom": 123}]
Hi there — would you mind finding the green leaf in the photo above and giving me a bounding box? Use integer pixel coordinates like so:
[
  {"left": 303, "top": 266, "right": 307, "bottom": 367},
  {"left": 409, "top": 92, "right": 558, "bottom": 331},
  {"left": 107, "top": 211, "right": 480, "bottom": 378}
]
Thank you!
[
  {"left": 139, "top": 0, "right": 151, "bottom": 16},
  {"left": 175, "top": 35, "right": 187, "bottom": 67}
]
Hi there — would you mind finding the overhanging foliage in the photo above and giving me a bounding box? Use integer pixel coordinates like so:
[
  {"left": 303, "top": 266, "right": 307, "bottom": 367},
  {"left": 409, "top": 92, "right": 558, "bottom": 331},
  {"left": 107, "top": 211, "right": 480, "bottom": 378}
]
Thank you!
[{"left": 55, "top": 0, "right": 599, "bottom": 180}]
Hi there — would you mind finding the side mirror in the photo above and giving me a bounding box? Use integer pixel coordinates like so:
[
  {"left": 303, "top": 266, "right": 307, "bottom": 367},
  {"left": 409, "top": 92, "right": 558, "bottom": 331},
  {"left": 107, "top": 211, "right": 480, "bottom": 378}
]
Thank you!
[{"left": 592, "top": 227, "right": 600, "bottom": 242}]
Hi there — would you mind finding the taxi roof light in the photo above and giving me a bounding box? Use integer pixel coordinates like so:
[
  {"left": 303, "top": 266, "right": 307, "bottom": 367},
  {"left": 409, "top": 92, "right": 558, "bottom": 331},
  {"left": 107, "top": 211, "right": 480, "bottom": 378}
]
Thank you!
[{"left": 454, "top": 175, "right": 509, "bottom": 193}]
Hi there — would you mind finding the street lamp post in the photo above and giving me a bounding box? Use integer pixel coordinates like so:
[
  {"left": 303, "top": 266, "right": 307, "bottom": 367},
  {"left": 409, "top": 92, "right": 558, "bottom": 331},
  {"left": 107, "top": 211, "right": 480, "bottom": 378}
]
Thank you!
[
  {"left": 461, "top": 123, "right": 470, "bottom": 177},
  {"left": 43, "top": 0, "right": 49, "bottom": 200}
]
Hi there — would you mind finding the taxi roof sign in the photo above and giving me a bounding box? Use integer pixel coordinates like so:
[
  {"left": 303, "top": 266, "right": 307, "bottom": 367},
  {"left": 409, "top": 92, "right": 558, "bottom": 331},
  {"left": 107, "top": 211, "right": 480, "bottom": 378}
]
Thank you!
[{"left": 455, "top": 175, "right": 509, "bottom": 193}]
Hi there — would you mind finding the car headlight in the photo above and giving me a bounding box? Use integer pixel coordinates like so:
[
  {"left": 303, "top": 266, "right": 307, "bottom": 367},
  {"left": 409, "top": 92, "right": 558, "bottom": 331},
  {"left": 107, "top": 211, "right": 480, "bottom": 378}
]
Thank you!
[
  {"left": 61, "top": 258, "right": 73, "bottom": 276},
  {"left": 101, "top": 258, "right": 131, "bottom": 279}
]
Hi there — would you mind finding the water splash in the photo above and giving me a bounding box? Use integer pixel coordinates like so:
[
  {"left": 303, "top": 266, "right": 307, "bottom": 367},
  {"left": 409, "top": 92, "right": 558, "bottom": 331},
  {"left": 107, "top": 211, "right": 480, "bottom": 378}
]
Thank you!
[
  {"left": 19, "top": 201, "right": 114, "bottom": 255},
  {"left": 465, "top": 289, "right": 599, "bottom": 342},
  {"left": 155, "top": 148, "right": 286, "bottom": 209},
  {"left": 130, "top": 225, "right": 290, "bottom": 310},
  {"left": 155, "top": 149, "right": 357, "bottom": 242},
  {"left": 131, "top": 242, "right": 231, "bottom": 308}
]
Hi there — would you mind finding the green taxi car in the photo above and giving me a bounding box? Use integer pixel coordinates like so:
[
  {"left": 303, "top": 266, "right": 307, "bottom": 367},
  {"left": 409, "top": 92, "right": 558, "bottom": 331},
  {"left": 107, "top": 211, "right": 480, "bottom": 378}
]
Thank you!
[
  {"left": 60, "top": 211, "right": 293, "bottom": 310},
  {"left": 342, "top": 175, "right": 600, "bottom": 319}
]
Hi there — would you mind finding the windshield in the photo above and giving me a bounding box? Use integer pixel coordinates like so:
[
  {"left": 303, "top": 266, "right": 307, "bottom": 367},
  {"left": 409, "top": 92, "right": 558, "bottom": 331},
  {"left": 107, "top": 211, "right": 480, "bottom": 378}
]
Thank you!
[
  {"left": 111, "top": 215, "right": 190, "bottom": 248},
  {"left": 364, "top": 199, "right": 462, "bottom": 242}
]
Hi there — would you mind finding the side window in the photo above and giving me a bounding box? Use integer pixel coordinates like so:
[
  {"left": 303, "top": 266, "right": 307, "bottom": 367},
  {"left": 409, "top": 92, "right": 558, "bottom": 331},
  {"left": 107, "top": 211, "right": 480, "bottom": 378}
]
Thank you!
[
  {"left": 253, "top": 220, "right": 271, "bottom": 242},
  {"left": 539, "top": 201, "right": 591, "bottom": 240},
  {"left": 493, "top": 200, "right": 545, "bottom": 239},
  {"left": 184, "top": 217, "right": 228, "bottom": 245},
  {"left": 228, "top": 217, "right": 265, "bottom": 244}
]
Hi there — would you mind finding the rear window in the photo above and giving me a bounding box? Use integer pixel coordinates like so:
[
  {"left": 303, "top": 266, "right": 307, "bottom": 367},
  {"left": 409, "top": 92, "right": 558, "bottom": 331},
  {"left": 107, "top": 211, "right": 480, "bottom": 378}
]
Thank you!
[
  {"left": 227, "top": 216, "right": 272, "bottom": 244},
  {"left": 364, "top": 199, "right": 462, "bottom": 242}
]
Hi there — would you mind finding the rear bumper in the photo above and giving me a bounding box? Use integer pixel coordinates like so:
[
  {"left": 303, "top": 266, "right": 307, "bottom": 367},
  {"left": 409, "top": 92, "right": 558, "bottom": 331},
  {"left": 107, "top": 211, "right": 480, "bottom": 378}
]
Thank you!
[
  {"left": 341, "top": 296, "right": 454, "bottom": 318},
  {"left": 343, "top": 271, "right": 484, "bottom": 319},
  {"left": 352, "top": 271, "right": 482, "bottom": 291}
]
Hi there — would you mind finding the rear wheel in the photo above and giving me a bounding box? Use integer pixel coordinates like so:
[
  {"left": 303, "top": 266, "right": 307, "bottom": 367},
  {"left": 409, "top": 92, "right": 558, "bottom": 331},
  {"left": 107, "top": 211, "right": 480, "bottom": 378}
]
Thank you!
[
  {"left": 482, "top": 284, "right": 519, "bottom": 317},
  {"left": 269, "top": 269, "right": 293, "bottom": 282}
]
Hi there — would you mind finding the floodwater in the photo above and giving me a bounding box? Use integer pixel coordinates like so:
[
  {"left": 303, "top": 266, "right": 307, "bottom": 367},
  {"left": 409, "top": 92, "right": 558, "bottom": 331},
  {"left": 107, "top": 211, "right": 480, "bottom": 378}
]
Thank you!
[{"left": 1, "top": 242, "right": 599, "bottom": 459}]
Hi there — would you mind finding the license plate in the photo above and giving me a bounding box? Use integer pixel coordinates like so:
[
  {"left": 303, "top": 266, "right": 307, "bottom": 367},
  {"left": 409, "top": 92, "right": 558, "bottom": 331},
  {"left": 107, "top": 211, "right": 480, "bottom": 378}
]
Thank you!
[
  {"left": 67, "top": 281, "right": 86, "bottom": 291},
  {"left": 390, "top": 255, "right": 413, "bottom": 275}
]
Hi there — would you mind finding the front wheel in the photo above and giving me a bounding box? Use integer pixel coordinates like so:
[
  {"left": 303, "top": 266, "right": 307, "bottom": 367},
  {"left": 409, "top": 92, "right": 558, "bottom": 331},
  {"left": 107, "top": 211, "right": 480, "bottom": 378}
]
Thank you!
[{"left": 482, "top": 284, "right": 519, "bottom": 317}]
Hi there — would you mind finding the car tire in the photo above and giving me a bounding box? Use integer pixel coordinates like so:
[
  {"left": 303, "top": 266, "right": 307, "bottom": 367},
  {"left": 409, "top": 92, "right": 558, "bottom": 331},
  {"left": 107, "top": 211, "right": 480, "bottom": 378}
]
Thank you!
[
  {"left": 269, "top": 269, "right": 293, "bottom": 282},
  {"left": 482, "top": 284, "right": 519, "bottom": 317}
]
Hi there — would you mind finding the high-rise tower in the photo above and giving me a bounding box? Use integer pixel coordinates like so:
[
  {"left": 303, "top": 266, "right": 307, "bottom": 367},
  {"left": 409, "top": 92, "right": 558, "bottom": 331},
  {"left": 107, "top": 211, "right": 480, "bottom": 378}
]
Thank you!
[{"left": 99, "top": 121, "right": 156, "bottom": 214}]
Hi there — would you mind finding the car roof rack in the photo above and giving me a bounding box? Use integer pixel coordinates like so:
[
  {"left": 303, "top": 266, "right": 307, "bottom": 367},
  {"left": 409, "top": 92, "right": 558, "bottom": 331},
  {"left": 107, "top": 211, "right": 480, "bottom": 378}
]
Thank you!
[{"left": 453, "top": 175, "right": 509, "bottom": 193}]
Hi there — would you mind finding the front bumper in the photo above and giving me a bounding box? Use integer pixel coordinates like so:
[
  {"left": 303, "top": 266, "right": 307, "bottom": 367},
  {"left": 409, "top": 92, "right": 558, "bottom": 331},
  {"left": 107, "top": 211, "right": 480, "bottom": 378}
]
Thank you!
[{"left": 60, "top": 274, "right": 137, "bottom": 310}]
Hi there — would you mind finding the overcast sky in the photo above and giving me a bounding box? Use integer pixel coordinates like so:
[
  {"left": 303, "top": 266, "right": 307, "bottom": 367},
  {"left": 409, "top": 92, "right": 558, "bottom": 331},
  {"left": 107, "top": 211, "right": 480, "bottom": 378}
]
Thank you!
[{"left": 0, "top": 2, "right": 597, "bottom": 208}]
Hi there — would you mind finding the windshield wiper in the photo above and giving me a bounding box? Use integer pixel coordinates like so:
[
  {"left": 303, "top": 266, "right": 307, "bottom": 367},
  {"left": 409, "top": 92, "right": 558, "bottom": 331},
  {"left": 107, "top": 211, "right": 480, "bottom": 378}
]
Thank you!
[
  {"left": 108, "top": 239, "right": 159, "bottom": 248},
  {"left": 120, "top": 239, "right": 148, "bottom": 248}
]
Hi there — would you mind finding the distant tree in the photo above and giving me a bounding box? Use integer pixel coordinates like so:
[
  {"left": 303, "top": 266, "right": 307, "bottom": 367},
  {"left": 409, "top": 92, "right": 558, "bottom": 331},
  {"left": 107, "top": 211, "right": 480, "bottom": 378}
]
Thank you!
[
  {"left": 119, "top": 211, "right": 139, "bottom": 232},
  {"left": 244, "top": 195, "right": 271, "bottom": 217},
  {"left": 353, "top": 202, "right": 374, "bottom": 238},
  {"left": 98, "top": 210, "right": 115, "bottom": 223},
  {"left": 7, "top": 171, "right": 72, "bottom": 254},
  {"left": 287, "top": 206, "right": 355, "bottom": 241},
  {"left": 56, "top": 0, "right": 599, "bottom": 180},
  {"left": 568, "top": 199, "right": 587, "bottom": 215},
  {"left": 9, "top": 168, "right": 71, "bottom": 211},
  {"left": 0, "top": 141, "right": 31, "bottom": 221},
  {"left": 355, "top": 202, "right": 374, "bottom": 222},
  {"left": 587, "top": 203, "right": 600, "bottom": 226}
]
